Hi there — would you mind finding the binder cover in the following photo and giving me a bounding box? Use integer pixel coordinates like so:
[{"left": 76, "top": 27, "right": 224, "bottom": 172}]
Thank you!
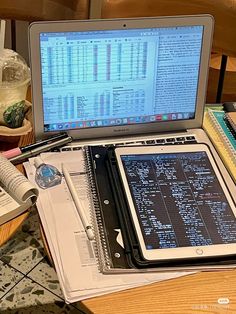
[{"left": 86, "top": 145, "right": 236, "bottom": 273}]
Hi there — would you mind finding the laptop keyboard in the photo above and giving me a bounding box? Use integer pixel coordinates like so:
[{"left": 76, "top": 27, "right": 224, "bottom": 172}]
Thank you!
[
  {"left": 118, "top": 135, "right": 197, "bottom": 146},
  {"left": 60, "top": 135, "right": 197, "bottom": 152}
]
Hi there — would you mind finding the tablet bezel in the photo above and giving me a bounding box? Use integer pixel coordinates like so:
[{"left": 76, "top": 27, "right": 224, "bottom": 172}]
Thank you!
[{"left": 115, "top": 144, "right": 236, "bottom": 261}]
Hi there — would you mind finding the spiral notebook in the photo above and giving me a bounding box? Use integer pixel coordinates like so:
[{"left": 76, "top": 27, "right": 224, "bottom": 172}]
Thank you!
[
  {"left": 26, "top": 148, "right": 236, "bottom": 278},
  {"left": 83, "top": 145, "right": 236, "bottom": 274},
  {"left": 203, "top": 110, "right": 236, "bottom": 182}
]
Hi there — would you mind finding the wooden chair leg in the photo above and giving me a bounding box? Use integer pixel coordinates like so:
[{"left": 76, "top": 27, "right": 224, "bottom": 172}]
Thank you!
[
  {"left": 216, "top": 54, "right": 228, "bottom": 103},
  {"left": 10, "top": 20, "right": 16, "bottom": 51}
]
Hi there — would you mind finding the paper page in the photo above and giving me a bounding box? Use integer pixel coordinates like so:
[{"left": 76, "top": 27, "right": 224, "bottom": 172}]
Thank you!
[
  {"left": 24, "top": 150, "right": 194, "bottom": 302},
  {"left": 34, "top": 190, "right": 140, "bottom": 303},
  {"left": 0, "top": 187, "right": 19, "bottom": 211},
  {"left": 0, "top": 155, "right": 38, "bottom": 204}
]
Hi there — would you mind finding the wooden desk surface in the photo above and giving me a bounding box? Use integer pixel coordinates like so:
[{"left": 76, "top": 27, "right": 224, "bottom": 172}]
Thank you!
[
  {"left": 83, "top": 269, "right": 236, "bottom": 313},
  {"left": 1, "top": 108, "right": 236, "bottom": 313}
]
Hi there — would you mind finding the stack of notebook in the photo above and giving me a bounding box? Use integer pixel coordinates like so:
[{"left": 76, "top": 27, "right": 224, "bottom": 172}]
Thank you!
[
  {"left": 203, "top": 109, "right": 236, "bottom": 182},
  {"left": 225, "top": 112, "right": 236, "bottom": 136}
]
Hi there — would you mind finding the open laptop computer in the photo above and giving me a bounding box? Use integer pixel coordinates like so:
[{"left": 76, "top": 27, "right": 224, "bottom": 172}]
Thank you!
[{"left": 28, "top": 14, "right": 236, "bottom": 193}]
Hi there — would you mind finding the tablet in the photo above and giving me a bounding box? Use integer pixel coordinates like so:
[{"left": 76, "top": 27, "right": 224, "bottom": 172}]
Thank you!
[{"left": 115, "top": 144, "right": 236, "bottom": 261}]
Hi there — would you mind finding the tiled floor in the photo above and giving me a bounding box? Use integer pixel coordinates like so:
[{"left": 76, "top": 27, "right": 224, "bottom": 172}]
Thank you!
[{"left": 0, "top": 208, "right": 92, "bottom": 314}]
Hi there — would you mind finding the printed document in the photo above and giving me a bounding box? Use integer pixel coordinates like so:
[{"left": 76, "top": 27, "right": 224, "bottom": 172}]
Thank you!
[{"left": 24, "top": 150, "right": 194, "bottom": 303}]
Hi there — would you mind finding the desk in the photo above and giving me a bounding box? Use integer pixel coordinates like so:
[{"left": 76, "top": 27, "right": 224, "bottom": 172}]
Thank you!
[
  {"left": 1, "top": 126, "right": 236, "bottom": 313},
  {"left": 84, "top": 269, "right": 236, "bottom": 313}
]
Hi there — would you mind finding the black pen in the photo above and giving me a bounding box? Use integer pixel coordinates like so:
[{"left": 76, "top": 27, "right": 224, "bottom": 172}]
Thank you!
[
  {"left": 9, "top": 136, "right": 73, "bottom": 164},
  {"left": 2, "top": 133, "right": 69, "bottom": 159}
]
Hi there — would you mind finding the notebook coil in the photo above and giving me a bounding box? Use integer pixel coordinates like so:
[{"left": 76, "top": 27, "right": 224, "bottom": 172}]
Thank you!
[
  {"left": 84, "top": 147, "right": 111, "bottom": 271},
  {"left": 208, "top": 110, "right": 236, "bottom": 165}
]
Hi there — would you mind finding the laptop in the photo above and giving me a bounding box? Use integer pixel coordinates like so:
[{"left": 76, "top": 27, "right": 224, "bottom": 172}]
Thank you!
[{"left": 28, "top": 15, "right": 236, "bottom": 193}]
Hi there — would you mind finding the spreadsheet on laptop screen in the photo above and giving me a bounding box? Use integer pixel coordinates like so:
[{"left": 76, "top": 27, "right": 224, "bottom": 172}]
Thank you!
[{"left": 39, "top": 25, "right": 203, "bottom": 132}]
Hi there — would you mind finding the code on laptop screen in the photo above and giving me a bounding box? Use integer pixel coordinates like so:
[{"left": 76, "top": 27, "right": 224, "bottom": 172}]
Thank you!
[{"left": 40, "top": 26, "right": 203, "bottom": 132}]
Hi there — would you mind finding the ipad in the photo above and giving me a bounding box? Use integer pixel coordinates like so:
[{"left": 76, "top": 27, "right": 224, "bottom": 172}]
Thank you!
[{"left": 115, "top": 144, "right": 236, "bottom": 261}]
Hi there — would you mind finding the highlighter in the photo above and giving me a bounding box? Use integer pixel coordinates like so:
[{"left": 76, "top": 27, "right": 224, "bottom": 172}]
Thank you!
[
  {"left": 9, "top": 136, "right": 73, "bottom": 165},
  {"left": 2, "top": 133, "right": 69, "bottom": 159}
]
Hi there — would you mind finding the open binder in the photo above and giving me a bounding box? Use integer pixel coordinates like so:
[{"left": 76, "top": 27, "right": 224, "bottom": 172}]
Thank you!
[
  {"left": 24, "top": 147, "right": 236, "bottom": 302},
  {"left": 85, "top": 145, "right": 236, "bottom": 273}
]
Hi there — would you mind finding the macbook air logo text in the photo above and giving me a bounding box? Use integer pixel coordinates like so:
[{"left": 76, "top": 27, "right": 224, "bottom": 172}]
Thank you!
[{"left": 113, "top": 128, "right": 130, "bottom": 133}]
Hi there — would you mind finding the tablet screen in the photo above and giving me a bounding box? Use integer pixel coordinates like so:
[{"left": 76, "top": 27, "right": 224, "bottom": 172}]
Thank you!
[{"left": 115, "top": 144, "right": 236, "bottom": 261}]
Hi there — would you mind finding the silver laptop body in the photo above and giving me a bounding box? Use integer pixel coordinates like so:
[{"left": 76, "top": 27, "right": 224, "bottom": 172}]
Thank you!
[{"left": 29, "top": 15, "right": 236, "bottom": 194}]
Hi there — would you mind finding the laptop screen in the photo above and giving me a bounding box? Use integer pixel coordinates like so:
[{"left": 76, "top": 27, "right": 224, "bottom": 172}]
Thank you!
[
  {"left": 40, "top": 26, "right": 203, "bottom": 132},
  {"left": 29, "top": 16, "right": 213, "bottom": 140}
]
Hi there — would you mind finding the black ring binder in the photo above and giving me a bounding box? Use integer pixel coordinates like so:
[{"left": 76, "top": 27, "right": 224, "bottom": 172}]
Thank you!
[{"left": 85, "top": 145, "right": 236, "bottom": 273}]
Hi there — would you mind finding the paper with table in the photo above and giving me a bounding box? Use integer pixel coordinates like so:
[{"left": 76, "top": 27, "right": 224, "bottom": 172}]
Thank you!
[{"left": 23, "top": 150, "right": 194, "bottom": 303}]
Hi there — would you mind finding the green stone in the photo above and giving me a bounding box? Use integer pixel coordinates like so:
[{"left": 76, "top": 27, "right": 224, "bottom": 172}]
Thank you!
[{"left": 3, "top": 100, "right": 26, "bottom": 128}]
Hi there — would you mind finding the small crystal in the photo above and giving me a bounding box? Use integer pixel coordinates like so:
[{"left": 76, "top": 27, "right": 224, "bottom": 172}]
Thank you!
[{"left": 34, "top": 157, "right": 62, "bottom": 189}]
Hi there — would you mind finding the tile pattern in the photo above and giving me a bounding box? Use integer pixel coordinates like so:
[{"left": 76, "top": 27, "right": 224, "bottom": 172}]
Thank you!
[
  {"left": 0, "top": 277, "right": 80, "bottom": 313},
  {"left": 0, "top": 208, "right": 91, "bottom": 313},
  {"left": 28, "top": 257, "right": 63, "bottom": 298},
  {"left": 0, "top": 207, "right": 45, "bottom": 274},
  {"left": 0, "top": 261, "right": 24, "bottom": 299}
]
